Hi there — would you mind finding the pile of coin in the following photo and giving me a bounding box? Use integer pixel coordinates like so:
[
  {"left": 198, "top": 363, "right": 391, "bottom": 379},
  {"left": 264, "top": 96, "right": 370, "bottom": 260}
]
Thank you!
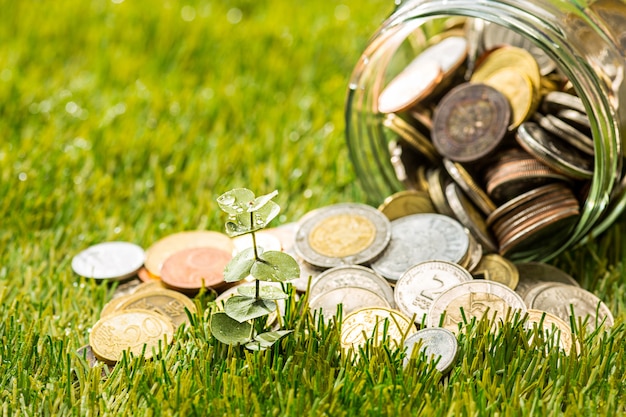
[
  {"left": 72, "top": 196, "right": 613, "bottom": 368},
  {"left": 378, "top": 19, "right": 596, "bottom": 258},
  {"left": 289, "top": 200, "right": 613, "bottom": 362}
]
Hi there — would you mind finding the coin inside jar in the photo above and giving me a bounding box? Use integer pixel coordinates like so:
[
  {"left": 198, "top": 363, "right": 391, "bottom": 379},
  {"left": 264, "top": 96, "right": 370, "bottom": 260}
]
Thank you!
[
  {"left": 431, "top": 82, "right": 511, "bottom": 163},
  {"left": 394, "top": 260, "right": 473, "bottom": 324}
]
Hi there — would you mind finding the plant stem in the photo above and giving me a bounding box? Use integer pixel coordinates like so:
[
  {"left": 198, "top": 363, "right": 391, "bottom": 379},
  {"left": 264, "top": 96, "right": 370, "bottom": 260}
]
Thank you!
[{"left": 250, "top": 211, "right": 260, "bottom": 300}]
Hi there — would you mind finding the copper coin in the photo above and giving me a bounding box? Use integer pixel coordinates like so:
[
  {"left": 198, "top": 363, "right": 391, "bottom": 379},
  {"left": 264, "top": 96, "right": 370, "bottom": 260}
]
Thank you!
[
  {"left": 432, "top": 83, "right": 511, "bottom": 162},
  {"left": 498, "top": 205, "right": 579, "bottom": 257},
  {"left": 144, "top": 231, "right": 233, "bottom": 277},
  {"left": 484, "top": 156, "right": 571, "bottom": 203},
  {"left": 378, "top": 59, "right": 443, "bottom": 113},
  {"left": 137, "top": 267, "right": 160, "bottom": 283},
  {"left": 160, "top": 247, "right": 232, "bottom": 292},
  {"left": 486, "top": 183, "right": 568, "bottom": 227}
]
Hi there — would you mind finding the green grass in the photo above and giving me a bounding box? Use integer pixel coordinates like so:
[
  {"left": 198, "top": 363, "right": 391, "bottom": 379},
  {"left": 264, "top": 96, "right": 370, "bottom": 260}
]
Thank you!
[{"left": 1, "top": 0, "right": 626, "bottom": 415}]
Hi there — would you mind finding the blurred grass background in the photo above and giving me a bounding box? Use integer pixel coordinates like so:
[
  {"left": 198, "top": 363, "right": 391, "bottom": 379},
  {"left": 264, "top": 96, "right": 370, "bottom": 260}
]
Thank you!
[{"left": 2, "top": 0, "right": 626, "bottom": 415}]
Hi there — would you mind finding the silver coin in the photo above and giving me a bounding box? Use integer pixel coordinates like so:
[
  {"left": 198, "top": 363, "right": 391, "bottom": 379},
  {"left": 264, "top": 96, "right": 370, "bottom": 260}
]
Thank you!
[
  {"left": 516, "top": 121, "right": 593, "bottom": 180},
  {"left": 309, "top": 265, "right": 395, "bottom": 308},
  {"left": 482, "top": 22, "right": 556, "bottom": 76},
  {"left": 444, "top": 182, "right": 498, "bottom": 253},
  {"left": 427, "top": 280, "right": 527, "bottom": 332},
  {"left": 514, "top": 261, "right": 579, "bottom": 301},
  {"left": 555, "top": 109, "right": 591, "bottom": 131},
  {"left": 535, "top": 113, "right": 594, "bottom": 156},
  {"left": 370, "top": 213, "right": 469, "bottom": 282},
  {"left": 525, "top": 283, "right": 613, "bottom": 331},
  {"left": 309, "top": 286, "right": 390, "bottom": 321},
  {"left": 72, "top": 241, "right": 145, "bottom": 281},
  {"left": 541, "top": 91, "right": 586, "bottom": 114},
  {"left": 394, "top": 260, "right": 473, "bottom": 324},
  {"left": 403, "top": 327, "right": 459, "bottom": 373},
  {"left": 294, "top": 203, "right": 391, "bottom": 268}
]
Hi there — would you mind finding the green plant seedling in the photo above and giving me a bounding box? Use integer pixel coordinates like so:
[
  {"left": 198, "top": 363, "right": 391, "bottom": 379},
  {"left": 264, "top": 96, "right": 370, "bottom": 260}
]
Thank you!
[{"left": 211, "top": 188, "right": 300, "bottom": 349}]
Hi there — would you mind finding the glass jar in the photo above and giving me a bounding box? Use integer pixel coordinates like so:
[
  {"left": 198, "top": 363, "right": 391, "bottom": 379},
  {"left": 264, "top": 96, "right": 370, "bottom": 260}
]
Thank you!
[{"left": 345, "top": 0, "right": 626, "bottom": 261}]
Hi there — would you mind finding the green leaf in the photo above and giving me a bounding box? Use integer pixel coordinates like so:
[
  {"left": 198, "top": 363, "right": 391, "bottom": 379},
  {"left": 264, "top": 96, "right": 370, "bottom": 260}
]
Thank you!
[
  {"left": 245, "top": 330, "right": 293, "bottom": 351},
  {"left": 217, "top": 188, "right": 255, "bottom": 215},
  {"left": 224, "top": 295, "right": 276, "bottom": 322},
  {"left": 225, "top": 213, "right": 253, "bottom": 237},
  {"left": 238, "top": 284, "right": 288, "bottom": 300},
  {"left": 223, "top": 247, "right": 257, "bottom": 282},
  {"left": 210, "top": 312, "right": 253, "bottom": 345},
  {"left": 251, "top": 251, "right": 300, "bottom": 282},
  {"left": 248, "top": 190, "right": 278, "bottom": 212},
  {"left": 252, "top": 200, "right": 280, "bottom": 228}
]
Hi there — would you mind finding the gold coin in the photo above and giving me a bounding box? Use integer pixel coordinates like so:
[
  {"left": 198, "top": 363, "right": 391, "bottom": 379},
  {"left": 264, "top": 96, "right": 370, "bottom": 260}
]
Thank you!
[
  {"left": 309, "top": 214, "right": 376, "bottom": 258},
  {"left": 90, "top": 309, "right": 174, "bottom": 364},
  {"left": 525, "top": 309, "right": 573, "bottom": 355},
  {"left": 479, "top": 68, "right": 535, "bottom": 129},
  {"left": 472, "top": 254, "right": 519, "bottom": 290},
  {"left": 472, "top": 46, "right": 541, "bottom": 94},
  {"left": 383, "top": 113, "right": 440, "bottom": 165},
  {"left": 116, "top": 289, "right": 197, "bottom": 329},
  {"left": 144, "top": 231, "right": 233, "bottom": 277},
  {"left": 378, "top": 190, "right": 435, "bottom": 220},
  {"left": 340, "top": 307, "right": 416, "bottom": 351}
]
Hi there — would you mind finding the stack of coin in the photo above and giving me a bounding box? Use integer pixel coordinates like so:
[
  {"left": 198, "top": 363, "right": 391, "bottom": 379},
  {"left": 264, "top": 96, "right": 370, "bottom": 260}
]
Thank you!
[
  {"left": 375, "top": 18, "right": 598, "bottom": 258},
  {"left": 89, "top": 281, "right": 196, "bottom": 364}
]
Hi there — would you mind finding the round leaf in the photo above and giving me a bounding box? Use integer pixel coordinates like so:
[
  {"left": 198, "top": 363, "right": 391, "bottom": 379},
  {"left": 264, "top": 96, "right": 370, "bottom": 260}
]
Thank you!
[
  {"left": 210, "top": 312, "right": 253, "bottom": 345},
  {"left": 251, "top": 200, "right": 280, "bottom": 228},
  {"left": 251, "top": 251, "right": 300, "bottom": 282},
  {"left": 248, "top": 190, "right": 278, "bottom": 212},
  {"left": 224, "top": 295, "right": 276, "bottom": 322},
  {"left": 223, "top": 247, "right": 257, "bottom": 283},
  {"left": 217, "top": 188, "right": 255, "bottom": 215}
]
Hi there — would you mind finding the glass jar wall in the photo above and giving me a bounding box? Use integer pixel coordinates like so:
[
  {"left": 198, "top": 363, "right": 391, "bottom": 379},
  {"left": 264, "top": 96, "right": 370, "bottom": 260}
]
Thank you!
[{"left": 345, "top": 0, "right": 626, "bottom": 261}]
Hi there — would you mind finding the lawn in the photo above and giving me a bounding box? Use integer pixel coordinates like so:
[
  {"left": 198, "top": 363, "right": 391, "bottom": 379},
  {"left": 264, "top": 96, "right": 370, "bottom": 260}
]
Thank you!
[{"left": 1, "top": 0, "right": 626, "bottom": 415}]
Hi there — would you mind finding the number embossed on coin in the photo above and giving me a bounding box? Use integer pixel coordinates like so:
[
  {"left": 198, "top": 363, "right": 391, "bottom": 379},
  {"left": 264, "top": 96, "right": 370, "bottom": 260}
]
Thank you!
[
  {"left": 340, "top": 307, "right": 415, "bottom": 351},
  {"left": 90, "top": 309, "right": 174, "bottom": 363},
  {"left": 427, "top": 280, "right": 527, "bottom": 333},
  {"left": 394, "top": 260, "right": 473, "bottom": 324}
]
